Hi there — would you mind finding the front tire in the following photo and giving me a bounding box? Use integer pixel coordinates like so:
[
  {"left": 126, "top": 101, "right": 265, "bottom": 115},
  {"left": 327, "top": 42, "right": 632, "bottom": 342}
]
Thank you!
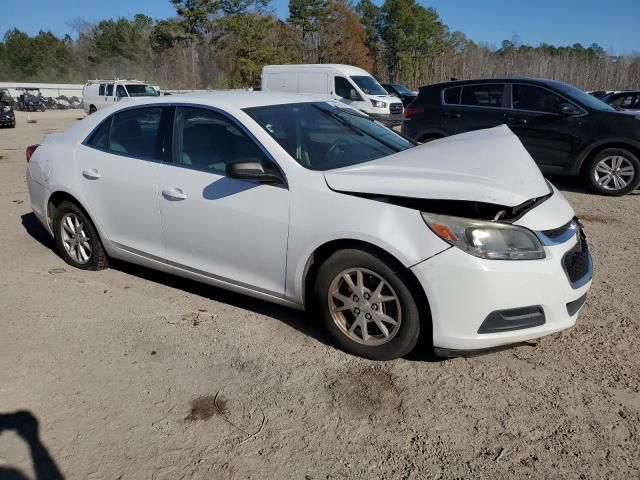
[
  {"left": 314, "top": 249, "right": 421, "bottom": 360},
  {"left": 586, "top": 148, "right": 640, "bottom": 196},
  {"left": 53, "top": 201, "right": 108, "bottom": 270},
  {"left": 89, "top": 105, "right": 97, "bottom": 114}
]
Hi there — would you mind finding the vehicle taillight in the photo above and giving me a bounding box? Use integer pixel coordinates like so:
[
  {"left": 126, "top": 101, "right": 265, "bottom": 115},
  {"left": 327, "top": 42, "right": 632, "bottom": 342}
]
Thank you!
[
  {"left": 26, "top": 144, "right": 39, "bottom": 162},
  {"left": 404, "top": 106, "right": 424, "bottom": 118}
]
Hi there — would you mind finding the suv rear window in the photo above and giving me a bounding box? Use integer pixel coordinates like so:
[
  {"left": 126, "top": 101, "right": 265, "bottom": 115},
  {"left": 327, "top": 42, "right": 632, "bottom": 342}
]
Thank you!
[{"left": 461, "top": 84, "right": 504, "bottom": 107}]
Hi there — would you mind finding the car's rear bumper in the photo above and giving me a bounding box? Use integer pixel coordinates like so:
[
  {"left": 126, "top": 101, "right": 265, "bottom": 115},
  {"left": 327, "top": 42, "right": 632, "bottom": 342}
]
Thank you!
[{"left": 411, "top": 230, "right": 592, "bottom": 352}]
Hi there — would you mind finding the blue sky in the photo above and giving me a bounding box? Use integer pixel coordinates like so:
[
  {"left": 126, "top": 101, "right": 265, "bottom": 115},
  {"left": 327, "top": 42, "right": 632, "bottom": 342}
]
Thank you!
[{"left": 2, "top": 0, "right": 639, "bottom": 55}]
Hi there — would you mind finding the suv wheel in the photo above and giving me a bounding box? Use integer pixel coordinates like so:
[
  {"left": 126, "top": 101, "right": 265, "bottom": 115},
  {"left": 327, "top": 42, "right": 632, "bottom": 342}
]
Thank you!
[
  {"left": 89, "top": 105, "right": 97, "bottom": 114},
  {"left": 587, "top": 148, "right": 640, "bottom": 196},
  {"left": 314, "top": 249, "right": 421, "bottom": 360},
  {"left": 54, "top": 201, "right": 108, "bottom": 270}
]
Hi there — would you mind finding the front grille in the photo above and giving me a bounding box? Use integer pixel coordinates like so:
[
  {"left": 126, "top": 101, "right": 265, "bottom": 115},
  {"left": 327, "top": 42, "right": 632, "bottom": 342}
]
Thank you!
[
  {"left": 390, "top": 103, "right": 403, "bottom": 114},
  {"left": 542, "top": 220, "right": 573, "bottom": 239},
  {"left": 562, "top": 230, "right": 591, "bottom": 287}
]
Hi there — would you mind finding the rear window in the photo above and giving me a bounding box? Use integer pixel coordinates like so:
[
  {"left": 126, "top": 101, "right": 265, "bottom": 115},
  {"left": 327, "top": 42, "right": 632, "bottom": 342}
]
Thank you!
[
  {"left": 86, "top": 118, "right": 111, "bottom": 149},
  {"left": 461, "top": 84, "right": 504, "bottom": 107},
  {"left": 442, "top": 86, "right": 461, "bottom": 105}
]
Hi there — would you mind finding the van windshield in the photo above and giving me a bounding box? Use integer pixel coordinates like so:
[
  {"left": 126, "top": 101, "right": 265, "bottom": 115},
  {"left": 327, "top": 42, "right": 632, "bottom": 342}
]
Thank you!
[
  {"left": 125, "top": 84, "right": 159, "bottom": 97},
  {"left": 350, "top": 76, "right": 388, "bottom": 96},
  {"left": 244, "top": 102, "right": 413, "bottom": 171}
]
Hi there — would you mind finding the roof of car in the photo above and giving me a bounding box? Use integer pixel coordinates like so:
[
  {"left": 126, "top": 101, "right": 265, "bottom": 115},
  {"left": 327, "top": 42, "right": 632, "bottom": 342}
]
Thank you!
[
  {"left": 420, "top": 77, "right": 572, "bottom": 91},
  {"left": 120, "top": 90, "right": 333, "bottom": 110}
]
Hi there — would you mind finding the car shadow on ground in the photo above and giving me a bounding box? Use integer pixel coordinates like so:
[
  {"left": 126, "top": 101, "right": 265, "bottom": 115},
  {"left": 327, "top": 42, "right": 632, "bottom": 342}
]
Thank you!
[
  {"left": 0, "top": 410, "right": 64, "bottom": 480},
  {"left": 20, "top": 212, "right": 444, "bottom": 363}
]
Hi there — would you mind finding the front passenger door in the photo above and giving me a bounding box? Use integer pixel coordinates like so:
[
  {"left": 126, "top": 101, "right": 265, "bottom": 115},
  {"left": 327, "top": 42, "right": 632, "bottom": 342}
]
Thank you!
[
  {"left": 506, "top": 83, "right": 584, "bottom": 168},
  {"left": 159, "top": 107, "right": 290, "bottom": 296}
]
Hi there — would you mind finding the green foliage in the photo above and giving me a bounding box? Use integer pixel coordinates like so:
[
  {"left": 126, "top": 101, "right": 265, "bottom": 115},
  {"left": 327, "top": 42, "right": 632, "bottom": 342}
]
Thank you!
[
  {"left": 0, "top": 0, "right": 636, "bottom": 91},
  {"left": 170, "top": 0, "right": 219, "bottom": 35},
  {"left": 380, "top": 0, "right": 448, "bottom": 81},
  {"left": 288, "top": 0, "right": 328, "bottom": 34}
]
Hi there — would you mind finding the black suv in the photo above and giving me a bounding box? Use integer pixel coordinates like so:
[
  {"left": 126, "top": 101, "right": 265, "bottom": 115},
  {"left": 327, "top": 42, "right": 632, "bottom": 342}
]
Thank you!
[{"left": 402, "top": 78, "right": 640, "bottom": 196}]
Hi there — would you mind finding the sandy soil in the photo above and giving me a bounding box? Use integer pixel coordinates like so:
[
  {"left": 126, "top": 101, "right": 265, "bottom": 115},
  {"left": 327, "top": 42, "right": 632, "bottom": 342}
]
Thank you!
[{"left": 1, "top": 109, "right": 639, "bottom": 479}]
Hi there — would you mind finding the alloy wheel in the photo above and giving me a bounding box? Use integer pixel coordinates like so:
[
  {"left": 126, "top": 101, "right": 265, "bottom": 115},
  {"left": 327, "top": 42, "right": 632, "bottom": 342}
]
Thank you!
[
  {"left": 328, "top": 268, "right": 402, "bottom": 346},
  {"left": 593, "top": 155, "right": 636, "bottom": 191},
  {"left": 60, "top": 212, "right": 92, "bottom": 264}
]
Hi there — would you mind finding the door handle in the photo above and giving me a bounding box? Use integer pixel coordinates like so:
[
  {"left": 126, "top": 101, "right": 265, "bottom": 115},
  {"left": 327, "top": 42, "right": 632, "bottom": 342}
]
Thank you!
[
  {"left": 162, "top": 188, "right": 188, "bottom": 201},
  {"left": 505, "top": 116, "right": 528, "bottom": 126},
  {"left": 82, "top": 168, "right": 101, "bottom": 180},
  {"left": 443, "top": 112, "right": 461, "bottom": 119}
]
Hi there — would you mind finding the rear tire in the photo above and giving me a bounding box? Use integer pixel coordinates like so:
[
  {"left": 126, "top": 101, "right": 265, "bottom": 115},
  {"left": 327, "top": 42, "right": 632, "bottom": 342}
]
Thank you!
[
  {"left": 53, "top": 201, "right": 108, "bottom": 271},
  {"left": 314, "top": 248, "right": 421, "bottom": 360},
  {"left": 586, "top": 148, "right": 640, "bottom": 196},
  {"left": 89, "top": 105, "right": 97, "bottom": 114}
]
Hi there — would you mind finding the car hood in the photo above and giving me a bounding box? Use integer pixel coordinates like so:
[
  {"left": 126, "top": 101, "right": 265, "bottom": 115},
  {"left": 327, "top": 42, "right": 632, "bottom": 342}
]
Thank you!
[{"left": 323, "top": 125, "right": 551, "bottom": 207}]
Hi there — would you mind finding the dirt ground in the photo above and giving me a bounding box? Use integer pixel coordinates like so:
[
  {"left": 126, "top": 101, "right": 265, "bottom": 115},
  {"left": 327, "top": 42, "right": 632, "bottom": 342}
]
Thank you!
[{"left": 1, "top": 109, "right": 639, "bottom": 480}]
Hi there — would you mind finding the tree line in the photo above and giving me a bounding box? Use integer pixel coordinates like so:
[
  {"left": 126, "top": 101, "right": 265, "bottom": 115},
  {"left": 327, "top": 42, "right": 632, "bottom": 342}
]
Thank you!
[{"left": 1, "top": 0, "right": 639, "bottom": 91}]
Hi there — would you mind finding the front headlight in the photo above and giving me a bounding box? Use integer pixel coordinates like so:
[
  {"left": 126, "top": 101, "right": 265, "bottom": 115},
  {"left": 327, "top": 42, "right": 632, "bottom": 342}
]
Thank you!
[
  {"left": 370, "top": 99, "right": 386, "bottom": 108},
  {"left": 1, "top": 105, "right": 10, "bottom": 112},
  {"left": 421, "top": 212, "right": 545, "bottom": 260}
]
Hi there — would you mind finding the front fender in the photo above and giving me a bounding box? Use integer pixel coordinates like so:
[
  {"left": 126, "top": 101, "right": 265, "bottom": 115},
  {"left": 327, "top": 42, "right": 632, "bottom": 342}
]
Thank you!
[{"left": 285, "top": 182, "right": 450, "bottom": 304}]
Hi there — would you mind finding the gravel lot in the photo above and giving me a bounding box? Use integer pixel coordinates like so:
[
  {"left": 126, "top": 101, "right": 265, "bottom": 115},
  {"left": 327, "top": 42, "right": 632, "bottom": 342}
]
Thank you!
[{"left": 1, "top": 110, "right": 639, "bottom": 479}]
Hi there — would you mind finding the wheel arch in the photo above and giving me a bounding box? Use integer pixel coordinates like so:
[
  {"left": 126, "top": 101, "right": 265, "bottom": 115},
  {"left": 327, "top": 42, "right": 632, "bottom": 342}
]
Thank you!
[
  {"left": 576, "top": 139, "right": 640, "bottom": 175},
  {"left": 47, "top": 190, "right": 94, "bottom": 232},
  {"left": 416, "top": 129, "right": 448, "bottom": 143},
  {"left": 301, "top": 238, "right": 433, "bottom": 342}
]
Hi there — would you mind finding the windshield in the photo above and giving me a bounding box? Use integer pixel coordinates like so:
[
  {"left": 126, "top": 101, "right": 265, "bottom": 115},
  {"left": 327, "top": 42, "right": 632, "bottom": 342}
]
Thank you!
[
  {"left": 393, "top": 84, "right": 414, "bottom": 95},
  {"left": 125, "top": 84, "right": 159, "bottom": 97},
  {"left": 350, "top": 76, "right": 388, "bottom": 96},
  {"left": 244, "top": 102, "right": 413, "bottom": 171},
  {"left": 549, "top": 81, "right": 615, "bottom": 112}
]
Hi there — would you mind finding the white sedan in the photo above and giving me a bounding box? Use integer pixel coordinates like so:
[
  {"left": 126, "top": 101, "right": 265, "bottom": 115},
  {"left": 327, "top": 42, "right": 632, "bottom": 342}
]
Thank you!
[{"left": 26, "top": 92, "right": 592, "bottom": 360}]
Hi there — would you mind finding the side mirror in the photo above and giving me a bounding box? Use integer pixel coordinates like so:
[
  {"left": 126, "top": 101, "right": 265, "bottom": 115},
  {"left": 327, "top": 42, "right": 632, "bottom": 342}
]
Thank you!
[
  {"left": 225, "top": 159, "right": 282, "bottom": 184},
  {"left": 559, "top": 103, "right": 582, "bottom": 116},
  {"left": 349, "top": 89, "right": 361, "bottom": 101}
]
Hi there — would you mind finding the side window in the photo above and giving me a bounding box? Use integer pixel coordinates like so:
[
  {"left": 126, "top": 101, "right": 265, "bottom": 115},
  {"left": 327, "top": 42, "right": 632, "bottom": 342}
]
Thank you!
[
  {"left": 106, "top": 84, "right": 114, "bottom": 96},
  {"left": 443, "top": 86, "right": 461, "bottom": 105},
  {"left": 335, "top": 76, "right": 354, "bottom": 99},
  {"left": 98, "top": 84, "right": 105, "bottom": 96},
  {"left": 174, "top": 107, "right": 270, "bottom": 175},
  {"left": 86, "top": 117, "right": 112, "bottom": 149},
  {"left": 116, "top": 85, "right": 127, "bottom": 98},
  {"left": 108, "top": 107, "right": 166, "bottom": 159},
  {"left": 512, "top": 84, "right": 566, "bottom": 114},
  {"left": 461, "top": 84, "right": 504, "bottom": 107}
]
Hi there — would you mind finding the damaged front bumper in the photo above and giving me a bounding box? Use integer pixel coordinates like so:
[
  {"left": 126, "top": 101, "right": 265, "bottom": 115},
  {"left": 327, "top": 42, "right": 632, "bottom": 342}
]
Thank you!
[{"left": 412, "top": 220, "right": 592, "bottom": 355}]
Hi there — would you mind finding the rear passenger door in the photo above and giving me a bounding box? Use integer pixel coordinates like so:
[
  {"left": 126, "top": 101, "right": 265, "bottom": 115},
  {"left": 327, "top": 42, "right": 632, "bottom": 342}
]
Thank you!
[
  {"left": 441, "top": 83, "right": 508, "bottom": 135},
  {"left": 158, "top": 106, "right": 289, "bottom": 296},
  {"left": 77, "top": 106, "right": 171, "bottom": 257},
  {"left": 505, "top": 83, "right": 585, "bottom": 169}
]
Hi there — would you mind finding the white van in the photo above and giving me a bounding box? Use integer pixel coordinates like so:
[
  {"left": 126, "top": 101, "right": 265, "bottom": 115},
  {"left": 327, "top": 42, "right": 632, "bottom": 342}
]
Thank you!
[
  {"left": 261, "top": 64, "right": 403, "bottom": 123},
  {"left": 82, "top": 80, "right": 159, "bottom": 114}
]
